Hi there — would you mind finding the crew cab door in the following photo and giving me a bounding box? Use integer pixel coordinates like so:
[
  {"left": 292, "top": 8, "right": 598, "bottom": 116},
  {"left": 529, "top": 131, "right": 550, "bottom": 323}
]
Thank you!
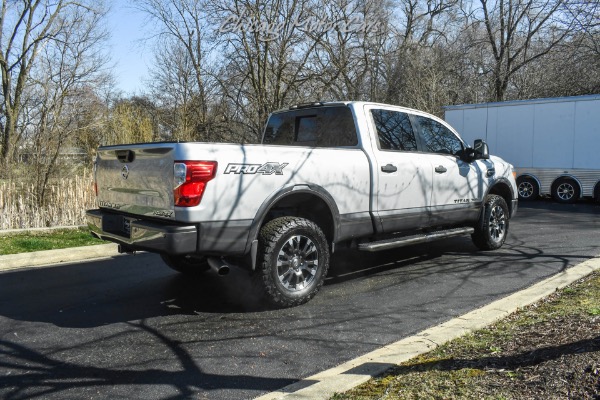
[
  {"left": 412, "top": 115, "right": 485, "bottom": 225},
  {"left": 366, "top": 107, "right": 433, "bottom": 232}
]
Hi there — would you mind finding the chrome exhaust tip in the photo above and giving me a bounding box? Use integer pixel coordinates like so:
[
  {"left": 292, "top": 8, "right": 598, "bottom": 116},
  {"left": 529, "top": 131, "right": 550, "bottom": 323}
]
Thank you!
[{"left": 207, "top": 257, "right": 230, "bottom": 276}]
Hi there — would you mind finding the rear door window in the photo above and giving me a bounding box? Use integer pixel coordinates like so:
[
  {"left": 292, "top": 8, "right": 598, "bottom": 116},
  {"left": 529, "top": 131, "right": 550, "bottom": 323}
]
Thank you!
[{"left": 371, "top": 109, "right": 418, "bottom": 151}]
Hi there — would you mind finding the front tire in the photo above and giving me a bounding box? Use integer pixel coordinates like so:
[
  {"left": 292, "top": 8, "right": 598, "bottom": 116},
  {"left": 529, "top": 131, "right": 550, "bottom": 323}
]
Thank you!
[
  {"left": 256, "top": 217, "right": 330, "bottom": 308},
  {"left": 472, "top": 194, "right": 509, "bottom": 250}
]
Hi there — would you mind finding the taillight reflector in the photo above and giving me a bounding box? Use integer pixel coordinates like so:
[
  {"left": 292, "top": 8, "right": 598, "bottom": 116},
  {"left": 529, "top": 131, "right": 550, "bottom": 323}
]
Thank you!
[{"left": 174, "top": 161, "right": 217, "bottom": 207}]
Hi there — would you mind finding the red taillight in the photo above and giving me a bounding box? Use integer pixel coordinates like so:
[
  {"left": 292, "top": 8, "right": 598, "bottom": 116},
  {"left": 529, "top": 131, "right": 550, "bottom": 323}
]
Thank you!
[{"left": 173, "top": 161, "right": 217, "bottom": 207}]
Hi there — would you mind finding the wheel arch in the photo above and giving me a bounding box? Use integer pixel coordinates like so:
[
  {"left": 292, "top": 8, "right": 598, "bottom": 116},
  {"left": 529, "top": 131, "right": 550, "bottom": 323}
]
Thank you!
[
  {"left": 516, "top": 174, "right": 540, "bottom": 200},
  {"left": 517, "top": 173, "right": 541, "bottom": 190},
  {"left": 244, "top": 184, "right": 340, "bottom": 257},
  {"left": 486, "top": 178, "right": 515, "bottom": 216},
  {"left": 550, "top": 175, "right": 583, "bottom": 198}
]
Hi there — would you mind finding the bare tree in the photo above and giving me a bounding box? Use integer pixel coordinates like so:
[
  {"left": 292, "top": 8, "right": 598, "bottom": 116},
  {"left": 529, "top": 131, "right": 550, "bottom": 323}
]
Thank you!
[
  {"left": 135, "top": 0, "right": 216, "bottom": 140},
  {"left": 305, "top": 0, "right": 392, "bottom": 102},
  {"left": 383, "top": 0, "right": 463, "bottom": 112},
  {"left": 136, "top": 0, "right": 597, "bottom": 139},
  {"left": 21, "top": 3, "right": 111, "bottom": 204},
  {"left": 147, "top": 38, "right": 210, "bottom": 141},
  {"left": 73, "top": 85, "right": 112, "bottom": 164},
  {"left": 106, "top": 97, "right": 157, "bottom": 145},
  {"left": 0, "top": 0, "right": 107, "bottom": 173},
  {"left": 399, "top": 0, "right": 461, "bottom": 47},
  {"left": 208, "top": 0, "right": 325, "bottom": 139},
  {"left": 470, "top": 0, "right": 576, "bottom": 101}
]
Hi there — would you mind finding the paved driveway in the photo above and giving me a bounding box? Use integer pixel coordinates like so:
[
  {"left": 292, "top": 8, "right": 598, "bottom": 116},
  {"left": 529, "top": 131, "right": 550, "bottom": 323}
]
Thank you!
[{"left": 1, "top": 201, "right": 599, "bottom": 399}]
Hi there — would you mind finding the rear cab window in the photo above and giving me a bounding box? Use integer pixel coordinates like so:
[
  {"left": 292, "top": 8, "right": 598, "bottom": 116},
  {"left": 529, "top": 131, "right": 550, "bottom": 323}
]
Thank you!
[{"left": 263, "top": 106, "right": 358, "bottom": 147}]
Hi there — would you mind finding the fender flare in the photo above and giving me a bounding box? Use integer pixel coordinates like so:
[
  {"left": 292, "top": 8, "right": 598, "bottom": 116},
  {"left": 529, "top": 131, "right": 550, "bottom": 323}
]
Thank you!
[
  {"left": 485, "top": 177, "right": 516, "bottom": 214},
  {"left": 516, "top": 174, "right": 542, "bottom": 192},
  {"left": 550, "top": 175, "right": 584, "bottom": 198},
  {"left": 243, "top": 184, "right": 341, "bottom": 264}
]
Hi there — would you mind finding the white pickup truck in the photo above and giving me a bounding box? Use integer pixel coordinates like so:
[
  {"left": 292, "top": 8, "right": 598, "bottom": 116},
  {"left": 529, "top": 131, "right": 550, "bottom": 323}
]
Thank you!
[{"left": 87, "top": 101, "right": 518, "bottom": 307}]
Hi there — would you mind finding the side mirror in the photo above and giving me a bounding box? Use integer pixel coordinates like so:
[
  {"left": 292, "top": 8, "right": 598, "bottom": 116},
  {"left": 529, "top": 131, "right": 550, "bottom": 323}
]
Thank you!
[{"left": 473, "top": 139, "right": 490, "bottom": 160}]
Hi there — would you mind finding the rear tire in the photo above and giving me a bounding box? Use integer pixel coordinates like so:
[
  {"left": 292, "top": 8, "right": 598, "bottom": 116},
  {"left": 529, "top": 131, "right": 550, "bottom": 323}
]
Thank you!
[
  {"left": 255, "top": 217, "right": 329, "bottom": 308},
  {"left": 160, "top": 254, "right": 210, "bottom": 274},
  {"left": 552, "top": 178, "right": 580, "bottom": 204},
  {"left": 472, "top": 194, "right": 509, "bottom": 250},
  {"left": 516, "top": 176, "right": 539, "bottom": 201}
]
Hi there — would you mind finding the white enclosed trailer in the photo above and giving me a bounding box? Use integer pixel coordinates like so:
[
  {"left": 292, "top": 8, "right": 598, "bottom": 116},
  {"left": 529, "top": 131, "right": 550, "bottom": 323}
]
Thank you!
[{"left": 444, "top": 94, "right": 600, "bottom": 203}]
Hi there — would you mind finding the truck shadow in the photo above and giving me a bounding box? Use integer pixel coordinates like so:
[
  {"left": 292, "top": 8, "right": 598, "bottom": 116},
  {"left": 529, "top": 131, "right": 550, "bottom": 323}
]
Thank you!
[
  {"left": 0, "top": 239, "right": 466, "bottom": 328},
  {"left": 2, "top": 198, "right": 596, "bottom": 328},
  {"left": 0, "top": 233, "right": 592, "bottom": 329}
]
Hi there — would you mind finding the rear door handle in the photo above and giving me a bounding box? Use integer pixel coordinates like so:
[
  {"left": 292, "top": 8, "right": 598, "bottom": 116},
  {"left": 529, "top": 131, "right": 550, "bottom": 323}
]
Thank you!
[
  {"left": 435, "top": 165, "right": 447, "bottom": 173},
  {"left": 381, "top": 164, "right": 397, "bottom": 173}
]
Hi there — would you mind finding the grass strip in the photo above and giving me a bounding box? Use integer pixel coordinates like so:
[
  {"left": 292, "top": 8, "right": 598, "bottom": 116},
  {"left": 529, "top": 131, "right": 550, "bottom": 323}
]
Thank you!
[
  {"left": 0, "top": 228, "right": 103, "bottom": 255},
  {"left": 332, "top": 271, "right": 600, "bottom": 400}
]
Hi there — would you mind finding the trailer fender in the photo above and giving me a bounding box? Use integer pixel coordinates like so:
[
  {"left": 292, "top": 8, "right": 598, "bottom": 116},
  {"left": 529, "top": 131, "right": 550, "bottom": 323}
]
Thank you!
[
  {"left": 550, "top": 175, "right": 583, "bottom": 196},
  {"left": 550, "top": 175, "right": 583, "bottom": 203}
]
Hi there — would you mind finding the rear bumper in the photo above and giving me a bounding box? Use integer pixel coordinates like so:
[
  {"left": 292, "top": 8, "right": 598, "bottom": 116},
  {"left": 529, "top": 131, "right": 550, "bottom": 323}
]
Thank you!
[
  {"left": 86, "top": 209, "right": 197, "bottom": 254},
  {"left": 86, "top": 209, "right": 251, "bottom": 256}
]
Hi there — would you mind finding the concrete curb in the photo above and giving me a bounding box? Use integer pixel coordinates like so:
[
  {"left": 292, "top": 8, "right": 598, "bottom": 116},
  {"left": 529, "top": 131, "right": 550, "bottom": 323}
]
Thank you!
[
  {"left": 256, "top": 256, "right": 600, "bottom": 400},
  {"left": 0, "top": 244, "right": 121, "bottom": 271}
]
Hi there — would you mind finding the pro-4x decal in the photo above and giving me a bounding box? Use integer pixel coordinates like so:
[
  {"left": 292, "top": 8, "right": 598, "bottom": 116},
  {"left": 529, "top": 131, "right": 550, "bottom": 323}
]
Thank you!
[{"left": 224, "top": 162, "right": 288, "bottom": 175}]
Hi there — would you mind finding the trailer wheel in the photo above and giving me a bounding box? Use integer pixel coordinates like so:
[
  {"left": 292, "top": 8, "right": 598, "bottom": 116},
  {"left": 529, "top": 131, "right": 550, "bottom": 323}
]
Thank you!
[
  {"left": 160, "top": 254, "right": 210, "bottom": 274},
  {"left": 255, "top": 217, "right": 329, "bottom": 308},
  {"left": 472, "top": 195, "right": 509, "bottom": 251},
  {"left": 516, "top": 176, "right": 539, "bottom": 201},
  {"left": 552, "top": 178, "right": 580, "bottom": 204}
]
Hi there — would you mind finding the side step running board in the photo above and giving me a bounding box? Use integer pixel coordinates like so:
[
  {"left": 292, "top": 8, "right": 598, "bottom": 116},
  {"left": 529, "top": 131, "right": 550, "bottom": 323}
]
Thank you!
[{"left": 358, "top": 227, "right": 475, "bottom": 252}]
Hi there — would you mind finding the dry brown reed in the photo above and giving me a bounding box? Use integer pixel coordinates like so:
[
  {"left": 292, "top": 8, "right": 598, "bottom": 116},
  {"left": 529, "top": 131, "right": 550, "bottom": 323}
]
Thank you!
[{"left": 0, "top": 174, "right": 96, "bottom": 230}]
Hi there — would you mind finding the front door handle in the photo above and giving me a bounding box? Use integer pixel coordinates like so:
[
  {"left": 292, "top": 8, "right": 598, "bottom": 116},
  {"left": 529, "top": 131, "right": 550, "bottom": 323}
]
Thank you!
[
  {"left": 381, "top": 164, "right": 397, "bottom": 173},
  {"left": 435, "top": 165, "right": 447, "bottom": 173}
]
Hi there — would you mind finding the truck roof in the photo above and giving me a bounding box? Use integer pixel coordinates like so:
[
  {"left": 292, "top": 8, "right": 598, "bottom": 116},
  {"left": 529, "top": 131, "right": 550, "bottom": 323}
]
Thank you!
[
  {"left": 443, "top": 94, "right": 600, "bottom": 111},
  {"left": 274, "top": 101, "right": 435, "bottom": 117}
]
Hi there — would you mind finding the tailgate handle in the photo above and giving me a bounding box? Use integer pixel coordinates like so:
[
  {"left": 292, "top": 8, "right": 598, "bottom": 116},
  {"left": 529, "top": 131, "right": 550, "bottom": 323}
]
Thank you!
[
  {"left": 116, "top": 150, "right": 135, "bottom": 163},
  {"left": 435, "top": 165, "right": 447, "bottom": 173}
]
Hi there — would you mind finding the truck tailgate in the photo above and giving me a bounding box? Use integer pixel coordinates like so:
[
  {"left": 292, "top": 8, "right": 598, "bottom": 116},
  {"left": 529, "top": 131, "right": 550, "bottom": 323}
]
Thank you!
[{"left": 95, "top": 144, "right": 175, "bottom": 219}]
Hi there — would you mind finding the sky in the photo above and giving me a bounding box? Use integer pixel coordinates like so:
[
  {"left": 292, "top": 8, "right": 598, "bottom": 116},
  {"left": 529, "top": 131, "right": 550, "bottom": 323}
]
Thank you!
[{"left": 107, "top": 2, "right": 152, "bottom": 95}]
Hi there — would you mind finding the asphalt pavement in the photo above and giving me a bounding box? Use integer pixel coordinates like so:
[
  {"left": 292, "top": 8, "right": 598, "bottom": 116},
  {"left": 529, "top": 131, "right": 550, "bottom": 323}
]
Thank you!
[{"left": 0, "top": 200, "right": 599, "bottom": 399}]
